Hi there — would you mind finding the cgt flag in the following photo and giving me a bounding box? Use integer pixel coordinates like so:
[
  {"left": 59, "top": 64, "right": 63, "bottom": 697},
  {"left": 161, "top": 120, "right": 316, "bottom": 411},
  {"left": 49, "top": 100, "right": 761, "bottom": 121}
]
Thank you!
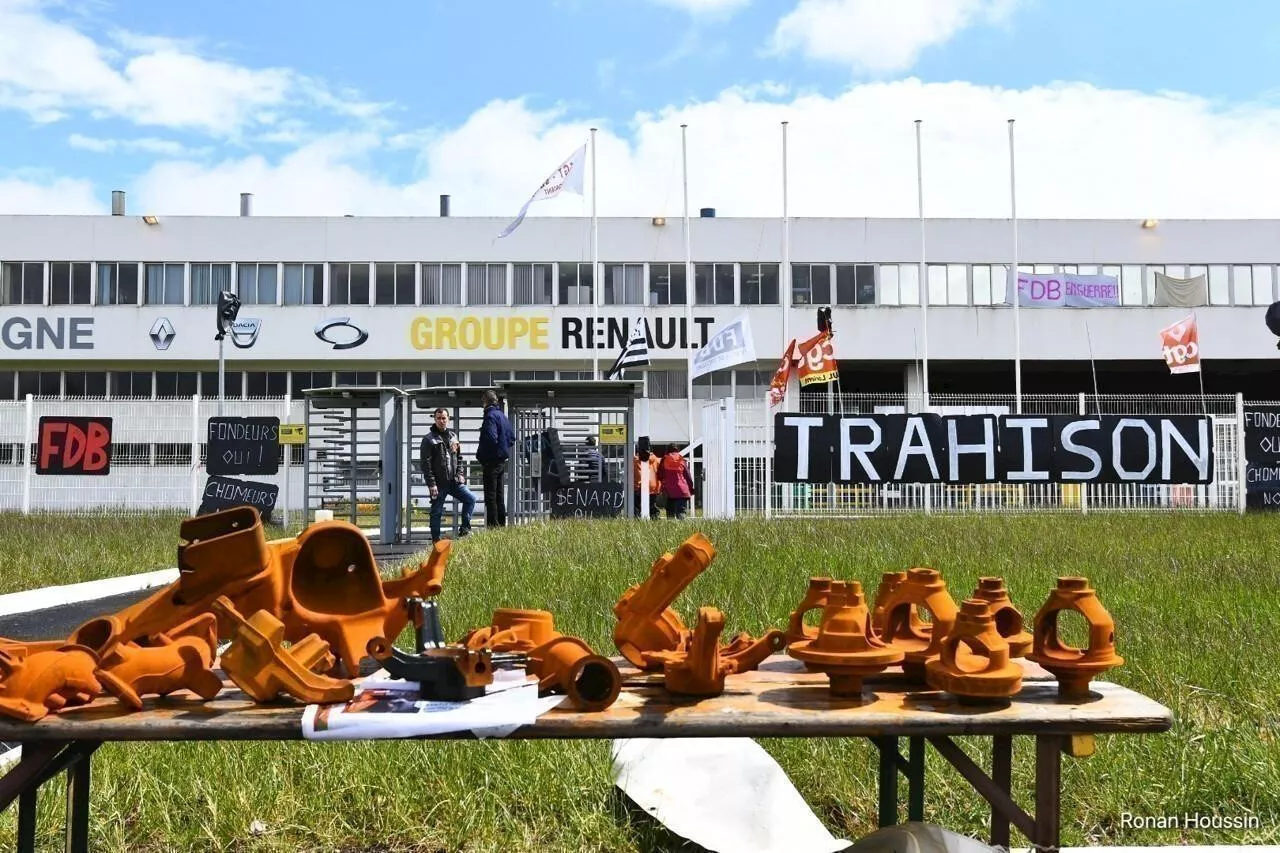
[
  {"left": 690, "top": 313, "right": 756, "bottom": 380},
  {"left": 497, "top": 142, "right": 588, "bottom": 239},
  {"left": 797, "top": 330, "right": 837, "bottom": 387},
  {"left": 767, "top": 339, "right": 795, "bottom": 408},
  {"left": 1160, "top": 314, "right": 1201, "bottom": 374}
]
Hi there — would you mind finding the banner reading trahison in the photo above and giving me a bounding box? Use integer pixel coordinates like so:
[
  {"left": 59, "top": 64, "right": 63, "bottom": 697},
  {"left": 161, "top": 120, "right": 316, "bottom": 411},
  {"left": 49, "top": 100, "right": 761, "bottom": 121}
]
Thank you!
[
  {"left": 1005, "top": 270, "right": 1121, "bottom": 308},
  {"left": 690, "top": 313, "right": 756, "bottom": 380}
]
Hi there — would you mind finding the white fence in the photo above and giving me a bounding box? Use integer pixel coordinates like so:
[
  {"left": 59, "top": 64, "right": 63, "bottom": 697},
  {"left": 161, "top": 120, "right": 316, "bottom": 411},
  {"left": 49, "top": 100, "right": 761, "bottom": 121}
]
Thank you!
[{"left": 726, "top": 393, "right": 1248, "bottom": 515}]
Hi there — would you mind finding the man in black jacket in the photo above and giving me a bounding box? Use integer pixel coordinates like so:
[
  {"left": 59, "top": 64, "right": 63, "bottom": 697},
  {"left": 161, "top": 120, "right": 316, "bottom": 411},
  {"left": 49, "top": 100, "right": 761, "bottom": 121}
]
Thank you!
[
  {"left": 475, "top": 390, "right": 515, "bottom": 527},
  {"left": 420, "top": 408, "right": 475, "bottom": 543}
]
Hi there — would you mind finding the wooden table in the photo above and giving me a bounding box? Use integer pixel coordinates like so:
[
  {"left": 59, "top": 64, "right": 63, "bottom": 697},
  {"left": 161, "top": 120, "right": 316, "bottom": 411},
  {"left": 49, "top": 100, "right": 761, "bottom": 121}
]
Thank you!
[{"left": 0, "top": 656, "right": 1173, "bottom": 853}]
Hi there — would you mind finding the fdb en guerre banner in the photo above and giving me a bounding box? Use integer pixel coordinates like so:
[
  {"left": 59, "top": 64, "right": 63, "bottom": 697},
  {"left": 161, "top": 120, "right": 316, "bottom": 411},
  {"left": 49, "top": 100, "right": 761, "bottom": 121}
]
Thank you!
[{"left": 773, "top": 413, "right": 1213, "bottom": 485}]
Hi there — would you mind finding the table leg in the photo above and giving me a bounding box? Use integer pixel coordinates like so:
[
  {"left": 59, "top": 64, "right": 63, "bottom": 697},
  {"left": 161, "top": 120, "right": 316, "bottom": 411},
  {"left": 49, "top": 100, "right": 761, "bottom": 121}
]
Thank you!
[
  {"left": 874, "top": 736, "right": 898, "bottom": 827},
  {"left": 991, "top": 735, "right": 1012, "bottom": 849},
  {"left": 907, "top": 737, "right": 925, "bottom": 823},
  {"left": 1034, "top": 735, "right": 1062, "bottom": 853},
  {"left": 64, "top": 747, "right": 93, "bottom": 853},
  {"left": 17, "top": 787, "right": 37, "bottom": 853}
]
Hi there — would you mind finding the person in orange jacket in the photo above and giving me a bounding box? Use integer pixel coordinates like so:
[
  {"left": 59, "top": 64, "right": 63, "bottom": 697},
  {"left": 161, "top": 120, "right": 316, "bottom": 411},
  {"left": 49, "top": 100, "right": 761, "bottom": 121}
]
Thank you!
[
  {"left": 633, "top": 449, "right": 660, "bottom": 519},
  {"left": 658, "top": 444, "right": 694, "bottom": 519}
]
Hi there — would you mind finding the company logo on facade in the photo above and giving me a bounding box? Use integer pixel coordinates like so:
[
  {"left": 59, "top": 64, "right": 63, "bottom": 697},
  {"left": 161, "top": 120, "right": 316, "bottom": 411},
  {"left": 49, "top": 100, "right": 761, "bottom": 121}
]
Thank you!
[
  {"left": 149, "top": 318, "right": 176, "bottom": 351},
  {"left": 230, "top": 318, "right": 261, "bottom": 349},
  {"left": 314, "top": 318, "right": 369, "bottom": 350}
]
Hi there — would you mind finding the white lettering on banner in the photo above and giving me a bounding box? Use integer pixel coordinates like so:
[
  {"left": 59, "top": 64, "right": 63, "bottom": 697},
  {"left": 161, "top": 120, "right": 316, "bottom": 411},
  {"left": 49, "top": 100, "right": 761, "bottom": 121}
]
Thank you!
[
  {"left": 1060, "top": 419, "right": 1103, "bottom": 480},
  {"left": 1005, "top": 417, "right": 1051, "bottom": 481},
  {"left": 785, "top": 416, "right": 826, "bottom": 481},
  {"left": 947, "top": 418, "right": 995, "bottom": 481},
  {"left": 1161, "top": 418, "right": 1209, "bottom": 481},
  {"left": 690, "top": 313, "right": 756, "bottom": 380},
  {"left": 206, "top": 480, "right": 274, "bottom": 505},
  {"left": 1, "top": 317, "right": 94, "bottom": 351},
  {"left": 839, "top": 417, "right": 881, "bottom": 481},
  {"left": 1113, "top": 419, "right": 1157, "bottom": 480},
  {"left": 894, "top": 418, "right": 940, "bottom": 480}
]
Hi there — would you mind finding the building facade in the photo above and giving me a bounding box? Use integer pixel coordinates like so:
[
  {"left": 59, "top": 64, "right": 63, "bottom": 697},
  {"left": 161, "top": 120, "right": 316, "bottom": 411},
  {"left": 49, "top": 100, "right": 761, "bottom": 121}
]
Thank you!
[{"left": 2, "top": 206, "right": 1278, "bottom": 443}]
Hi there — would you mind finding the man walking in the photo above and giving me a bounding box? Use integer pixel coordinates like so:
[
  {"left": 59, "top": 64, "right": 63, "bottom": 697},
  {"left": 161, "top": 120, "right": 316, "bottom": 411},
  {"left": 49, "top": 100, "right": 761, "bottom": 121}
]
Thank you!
[
  {"left": 420, "top": 408, "right": 475, "bottom": 543},
  {"left": 477, "top": 390, "right": 515, "bottom": 528}
]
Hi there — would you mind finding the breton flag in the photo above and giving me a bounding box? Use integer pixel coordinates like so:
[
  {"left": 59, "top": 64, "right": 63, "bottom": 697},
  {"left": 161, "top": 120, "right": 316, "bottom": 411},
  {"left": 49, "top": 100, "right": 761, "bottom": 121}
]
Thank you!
[
  {"left": 497, "top": 143, "right": 588, "bottom": 239},
  {"left": 606, "top": 316, "right": 650, "bottom": 379}
]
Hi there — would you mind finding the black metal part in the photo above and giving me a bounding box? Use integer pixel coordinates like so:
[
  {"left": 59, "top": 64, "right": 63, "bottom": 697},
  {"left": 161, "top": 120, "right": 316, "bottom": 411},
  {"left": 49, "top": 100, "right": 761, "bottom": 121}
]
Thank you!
[{"left": 384, "top": 598, "right": 527, "bottom": 701}]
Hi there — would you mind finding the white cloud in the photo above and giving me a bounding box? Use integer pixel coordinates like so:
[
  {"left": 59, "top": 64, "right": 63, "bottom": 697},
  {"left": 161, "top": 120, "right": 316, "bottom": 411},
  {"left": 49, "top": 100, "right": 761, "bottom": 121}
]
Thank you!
[
  {"left": 0, "top": 174, "right": 100, "bottom": 214},
  {"left": 0, "top": 0, "right": 385, "bottom": 136},
  {"left": 11, "top": 78, "right": 1280, "bottom": 221},
  {"left": 770, "top": 0, "right": 1021, "bottom": 74},
  {"left": 67, "top": 132, "right": 201, "bottom": 156}
]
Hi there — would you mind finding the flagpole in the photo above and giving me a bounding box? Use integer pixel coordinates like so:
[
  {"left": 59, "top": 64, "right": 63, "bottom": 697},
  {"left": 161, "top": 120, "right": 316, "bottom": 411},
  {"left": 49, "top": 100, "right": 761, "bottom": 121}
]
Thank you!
[
  {"left": 682, "top": 123, "right": 694, "bottom": 446},
  {"left": 782, "top": 120, "right": 790, "bottom": 371},
  {"left": 915, "top": 119, "right": 929, "bottom": 410},
  {"left": 1009, "top": 118, "right": 1022, "bottom": 414},
  {"left": 591, "top": 127, "right": 600, "bottom": 380}
]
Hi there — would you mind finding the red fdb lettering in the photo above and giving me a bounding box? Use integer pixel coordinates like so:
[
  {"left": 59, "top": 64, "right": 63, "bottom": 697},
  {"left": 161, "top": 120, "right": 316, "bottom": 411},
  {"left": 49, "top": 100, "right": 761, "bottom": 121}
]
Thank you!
[
  {"left": 38, "top": 421, "right": 67, "bottom": 470},
  {"left": 84, "top": 422, "right": 110, "bottom": 472}
]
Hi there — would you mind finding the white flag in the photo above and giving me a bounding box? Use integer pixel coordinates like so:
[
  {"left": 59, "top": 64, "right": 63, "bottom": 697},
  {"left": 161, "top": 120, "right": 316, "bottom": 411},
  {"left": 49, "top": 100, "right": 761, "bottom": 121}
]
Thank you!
[
  {"left": 690, "top": 313, "right": 756, "bottom": 380},
  {"left": 497, "top": 143, "right": 588, "bottom": 239}
]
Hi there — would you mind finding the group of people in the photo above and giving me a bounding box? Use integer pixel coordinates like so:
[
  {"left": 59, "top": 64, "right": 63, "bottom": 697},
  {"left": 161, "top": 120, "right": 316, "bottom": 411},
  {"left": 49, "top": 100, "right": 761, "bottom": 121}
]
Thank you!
[{"left": 632, "top": 444, "right": 695, "bottom": 520}]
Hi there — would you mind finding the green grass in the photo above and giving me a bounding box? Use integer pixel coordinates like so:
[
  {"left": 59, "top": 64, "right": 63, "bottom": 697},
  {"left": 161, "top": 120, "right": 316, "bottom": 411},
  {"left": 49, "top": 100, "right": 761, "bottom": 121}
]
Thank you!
[{"left": 3, "top": 513, "right": 1279, "bottom": 851}]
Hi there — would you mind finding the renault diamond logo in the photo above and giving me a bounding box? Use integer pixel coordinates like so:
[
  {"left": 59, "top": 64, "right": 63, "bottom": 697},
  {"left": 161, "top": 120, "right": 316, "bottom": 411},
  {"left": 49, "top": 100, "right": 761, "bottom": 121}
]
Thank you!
[
  {"left": 149, "top": 317, "right": 175, "bottom": 351},
  {"left": 314, "top": 317, "right": 369, "bottom": 350},
  {"left": 230, "top": 318, "right": 261, "bottom": 349}
]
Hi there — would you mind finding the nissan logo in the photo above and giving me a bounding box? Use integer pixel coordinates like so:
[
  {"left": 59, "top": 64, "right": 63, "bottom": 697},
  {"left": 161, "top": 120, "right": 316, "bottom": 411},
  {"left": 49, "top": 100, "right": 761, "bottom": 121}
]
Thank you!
[{"left": 315, "top": 318, "right": 369, "bottom": 350}]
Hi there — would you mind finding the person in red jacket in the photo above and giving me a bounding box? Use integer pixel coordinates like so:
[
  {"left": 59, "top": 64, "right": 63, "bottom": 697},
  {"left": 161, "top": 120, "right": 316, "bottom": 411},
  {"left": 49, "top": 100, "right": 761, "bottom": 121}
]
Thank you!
[{"left": 658, "top": 444, "right": 694, "bottom": 519}]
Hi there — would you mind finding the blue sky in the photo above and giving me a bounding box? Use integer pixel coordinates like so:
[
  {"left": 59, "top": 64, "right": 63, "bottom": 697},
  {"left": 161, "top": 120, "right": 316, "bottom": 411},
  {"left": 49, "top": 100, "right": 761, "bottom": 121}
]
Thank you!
[{"left": 4, "top": 0, "right": 1280, "bottom": 218}]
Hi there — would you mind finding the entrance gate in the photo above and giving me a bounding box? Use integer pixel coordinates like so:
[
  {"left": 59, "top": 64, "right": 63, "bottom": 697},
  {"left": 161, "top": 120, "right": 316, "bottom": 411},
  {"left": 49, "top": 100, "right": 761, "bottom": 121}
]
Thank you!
[{"left": 404, "top": 387, "right": 492, "bottom": 544}]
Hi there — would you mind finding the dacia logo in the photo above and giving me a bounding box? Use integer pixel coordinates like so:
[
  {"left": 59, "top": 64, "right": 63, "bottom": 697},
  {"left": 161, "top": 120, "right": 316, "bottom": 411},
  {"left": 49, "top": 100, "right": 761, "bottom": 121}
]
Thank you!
[
  {"left": 149, "top": 317, "right": 176, "bottom": 351},
  {"left": 230, "top": 318, "right": 261, "bottom": 349}
]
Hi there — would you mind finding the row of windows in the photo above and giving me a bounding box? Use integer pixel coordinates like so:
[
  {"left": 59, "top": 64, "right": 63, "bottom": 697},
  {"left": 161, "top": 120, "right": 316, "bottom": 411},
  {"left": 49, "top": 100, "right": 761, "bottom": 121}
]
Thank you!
[
  {"left": 3, "top": 260, "right": 1276, "bottom": 308},
  {"left": 0, "top": 368, "right": 769, "bottom": 401}
]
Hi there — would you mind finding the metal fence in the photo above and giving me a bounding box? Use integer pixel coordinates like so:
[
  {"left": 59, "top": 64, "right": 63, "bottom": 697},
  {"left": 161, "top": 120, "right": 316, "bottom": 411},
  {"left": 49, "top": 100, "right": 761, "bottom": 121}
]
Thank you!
[{"left": 730, "top": 393, "right": 1247, "bottom": 516}]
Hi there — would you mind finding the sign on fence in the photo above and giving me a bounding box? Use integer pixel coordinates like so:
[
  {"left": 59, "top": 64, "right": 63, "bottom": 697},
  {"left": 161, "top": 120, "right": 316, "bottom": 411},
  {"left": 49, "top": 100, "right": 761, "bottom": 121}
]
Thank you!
[
  {"left": 550, "top": 482, "right": 625, "bottom": 518},
  {"left": 279, "top": 423, "right": 307, "bottom": 445},
  {"left": 773, "top": 413, "right": 1214, "bottom": 485},
  {"left": 36, "top": 416, "right": 112, "bottom": 475},
  {"left": 206, "top": 416, "right": 280, "bottom": 475},
  {"left": 199, "top": 475, "right": 279, "bottom": 520},
  {"left": 1243, "top": 405, "right": 1280, "bottom": 509}
]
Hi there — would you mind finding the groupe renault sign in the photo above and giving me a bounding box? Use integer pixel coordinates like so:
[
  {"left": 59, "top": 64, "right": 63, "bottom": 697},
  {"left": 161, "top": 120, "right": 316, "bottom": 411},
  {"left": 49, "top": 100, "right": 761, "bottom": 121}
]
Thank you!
[{"left": 1, "top": 316, "right": 94, "bottom": 351}]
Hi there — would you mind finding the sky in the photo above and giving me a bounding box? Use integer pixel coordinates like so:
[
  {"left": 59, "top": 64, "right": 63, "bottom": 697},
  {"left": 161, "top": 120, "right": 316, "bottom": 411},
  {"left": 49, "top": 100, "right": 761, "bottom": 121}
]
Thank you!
[{"left": 4, "top": 0, "right": 1280, "bottom": 219}]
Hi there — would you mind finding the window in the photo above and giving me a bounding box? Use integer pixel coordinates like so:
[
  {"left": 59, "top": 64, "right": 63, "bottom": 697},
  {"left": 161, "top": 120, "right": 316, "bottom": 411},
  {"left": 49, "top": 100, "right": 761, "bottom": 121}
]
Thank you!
[
  {"left": 740, "top": 263, "right": 779, "bottom": 305},
  {"left": 466, "top": 263, "right": 507, "bottom": 305},
  {"left": 602, "top": 263, "right": 644, "bottom": 305},
  {"left": 245, "top": 372, "right": 287, "bottom": 398},
  {"left": 111, "top": 371, "right": 152, "bottom": 398},
  {"left": 924, "top": 264, "right": 969, "bottom": 305},
  {"left": 335, "top": 371, "right": 378, "bottom": 386},
  {"left": 201, "top": 371, "right": 242, "bottom": 398},
  {"left": 470, "top": 370, "right": 510, "bottom": 387},
  {"left": 836, "top": 264, "right": 877, "bottom": 305},
  {"left": 379, "top": 371, "right": 421, "bottom": 388},
  {"left": 1120, "top": 265, "right": 1142, "bottom": 306},
  {"left": 734, "top": 369, "right": 770, "bottom": 399},
  {"left": 695, "top": 263, "right": 734, "bottom": 305},
  {"left": 513, "top": 370, "right": 555, "bottom": 381},
  {"left": 646, "top": 370, "right": 687, "bottom": 399},
  {"left": 647, "top": 264, "right": 687, "bottom": 305},
  {"left": 0, "top": 371, "right": 13, "bottom": 400},
  {"left": 421, "top": 263, "right": 462, "bottom": 305},
  {"left": 375, "top": 263, "right": 416, "bottom": 305},
  {"left": 1, "top": 262, "right": 44, "bottom": 305},
  {"left": 144, "top": 263, "right": 184, "bottom": 305},
  {"left": 878, "top": 265, "right": 900, "bottom": 305},
  {"left": 50, "top": 262, "right": 91, "bottom": 305},
  {"left": 17, "top": 371, "right": 60, "bottom": 398},
  {"left": 425, "top": 371, "right": 467, "bottom": 387},
  {"left": 188, "top": 263, "right": 231, "bottom": 306},
  {"left": 290, "top": 371, "right": 331, "bottom": 395},
  {"left": 237, "top": 263, "right": 278, "bottom": 305},
  {"left": 693, "top": 369, "right": 731, "bottom": 400},
  {"left": 972, "top": 265, "right": 993, "bottom": 305},
  {"left": 64, "top": 372, "right": 107, "bottom": 397},
  {"left": 513, "top": 263, "right": 553, "bottom": 305},
  {"left": 283, "top": 263, "right": 324, "bottom": 305},
  {"left": 927, "top": 265, "right": 947, "bottom": 306},
  {"left": 791, "top": 264, "right": 831, "bottom": 306},
  {"left": 1206, "top": 265, "right": 1228, "bottom": 305},
  {"left": 898, "top": 264, "right": 921, "bottom": 305},
  {"left": 1248, "top": 265, "right": 1275, "bottom": 306},
  {"left": 558, "top": 262, "right": 594, "bottom": 305},
  {"left": 330, "top": 263, "right": 370, "bottom": 305},
  {"left": 155, "top": 372, "right": 198, "bottom": 398},
  {"left": 558, "top": 370, "right": 593, "bottom": 380},
  {"left": 97, "top": 262, "right": 139, "bottom": 306}
]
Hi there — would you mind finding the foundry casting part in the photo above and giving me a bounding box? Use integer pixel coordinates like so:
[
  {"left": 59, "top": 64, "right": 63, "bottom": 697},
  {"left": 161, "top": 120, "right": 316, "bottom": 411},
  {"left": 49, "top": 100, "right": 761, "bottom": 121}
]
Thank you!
[
  {"left": 719, "top": 629, "right": 788, "bottom": 673},
  {"left": 785, "top": 577, "right": 833, "bottom": 645},
  {"left": 880, "top": 568, "right": 958, "bottom": 681},
  {"left": 285, "top": 526, "right": 452, "bottom": 677},
  {"left": 787, "top": 581, "right": 904, "bottom": 697},
  {"left": 924, "top": 599, "right": 1023, "bottom": 702},
  {"left": 96, "top": 612, "right": 223, "bottom": 711},
  {"left": 643, "top": 607, "right": 735, "bottom": 697},
  {"left": 462, "top": 608, "right": 558, "bottom": 653},
  {"left": 971, "top": 577, "right": 1033, "bottom": 658},
  {"left": 365, "top": 636, "right": 525, "bottom": 702},
  {"left": 1026, "top": 577, "right": 1124, "bottom": 698},
  {"left": 0, "top": 644, "right": 103, "bottom": 722},
  {"left": 613, "top": 533, "right": 716, "bottom": 670},
  {"left": 871, "top": 570, "right": 927, "bottom": 640},
  {"left": 211, "top": 597, "right": 354, "bottom": 705}
]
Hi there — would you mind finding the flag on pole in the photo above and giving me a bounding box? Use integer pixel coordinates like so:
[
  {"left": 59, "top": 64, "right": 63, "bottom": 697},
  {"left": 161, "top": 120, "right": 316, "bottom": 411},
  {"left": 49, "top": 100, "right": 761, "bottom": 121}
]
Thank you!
[
  {"left": 1160, "top": 314, "right": 1201, "bottom": 374},
  {"left": 497, "top": 142, "right": 588, "bottom": 239},
  {"left": 690, "top": 313, "right": 756, "bottom": 380},
  {"left": 767, "top": 340, "right": 795, "bottom": 408},
  {"left": 606, "top": 316, "right": 650, "bottom": 379},
  {"left": 796, "top": 329, "right": 837, "bottom": 387}
]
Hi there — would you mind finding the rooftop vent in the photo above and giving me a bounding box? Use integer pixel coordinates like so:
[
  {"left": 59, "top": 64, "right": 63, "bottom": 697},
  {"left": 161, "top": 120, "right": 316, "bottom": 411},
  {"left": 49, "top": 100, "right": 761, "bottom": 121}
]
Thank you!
[
  {"left": 440, "top": 194, "right": 451, "bottom": 217},
  {"left": 111, "top": 190, "right": 125, "bottom": 216},
  {"left": 240, "top": 193, "right": 253, "bottom": 217}
]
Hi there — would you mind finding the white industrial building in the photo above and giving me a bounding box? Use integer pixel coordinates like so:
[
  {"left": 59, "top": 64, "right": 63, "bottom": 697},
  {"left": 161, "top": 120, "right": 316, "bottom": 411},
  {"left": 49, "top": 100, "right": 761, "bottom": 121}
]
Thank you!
[{"left": 2, "top": 192, "right": 1278, "bottom": 445}]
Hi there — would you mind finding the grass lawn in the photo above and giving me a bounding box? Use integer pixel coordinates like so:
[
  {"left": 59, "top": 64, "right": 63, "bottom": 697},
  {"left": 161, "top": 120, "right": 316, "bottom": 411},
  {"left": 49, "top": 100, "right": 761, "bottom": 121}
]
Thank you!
[{"left": 1, "top": 512, "right": 1278, "bottom": 851}]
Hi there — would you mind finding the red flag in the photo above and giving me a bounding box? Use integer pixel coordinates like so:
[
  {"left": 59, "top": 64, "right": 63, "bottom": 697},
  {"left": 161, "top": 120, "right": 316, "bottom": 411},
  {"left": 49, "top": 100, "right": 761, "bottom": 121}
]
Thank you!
[
  {"left": 798, "top": 331, "right": 838, "bottom": 386},
  {"left": 768, "top": 340, "right": 796, "bottom": 408},
  {"left": 1160, "top": 314, "right": 1201, "bottom": 374}
]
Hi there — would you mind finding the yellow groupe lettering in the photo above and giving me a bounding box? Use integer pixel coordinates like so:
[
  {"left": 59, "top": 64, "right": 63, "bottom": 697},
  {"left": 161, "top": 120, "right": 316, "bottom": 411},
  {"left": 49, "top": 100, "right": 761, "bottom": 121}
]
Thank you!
[
  {"left": 459, "top": 317, "right": 480, "bottom": 349},
  {"left": 510, "top": 317, "right": 529, "bottom": 346},
  {"left": 410, "top": 317, "right": 431, "bottom": 350},
  {"left": 436, "top": 317, "right": 458, "bottom": 349},
  {"left": 483, "top": 318, "right": 505, "bottom": 349},
  {"left": 530, "top": 317, "right": 548, "bottom": 350}
]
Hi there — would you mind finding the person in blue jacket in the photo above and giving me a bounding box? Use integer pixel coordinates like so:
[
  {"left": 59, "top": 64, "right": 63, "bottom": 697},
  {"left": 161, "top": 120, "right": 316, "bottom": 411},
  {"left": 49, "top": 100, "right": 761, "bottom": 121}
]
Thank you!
[{"left": 476, "top": 389, "right": 515, "bottom": 528}]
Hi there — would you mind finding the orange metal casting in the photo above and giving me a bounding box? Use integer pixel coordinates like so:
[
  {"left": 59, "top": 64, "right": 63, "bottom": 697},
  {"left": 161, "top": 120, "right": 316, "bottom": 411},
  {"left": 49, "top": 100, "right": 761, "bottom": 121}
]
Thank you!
[
  {"left": 971, "top": 577, "right": 1032, "bottom": 658},
  {"left": 880, "top": 568, "right": 958, "bottom": 681},
  {"left": 462, "top": 608, "right": 557, "bottom": 652},
  {"left": 643, "top": 607, "right": 735, "bottom": 697},
  {"left": 719, "top": 629, "right": 788, "bottom": 672},
  {"left": 613, "top": 533, "right": 715, "bottom": 670},
  {"left": 925, "top": 599, "right": 1023, "bottom": 702},
  {"left": 211, "top": 597, "right": 354, "bottom": 705},
  {"left": 0, "top": 644, "right": 103, "bottom": 722},
  {"left": 285, "top": 524, "right": 450, "bottom": 677},
  {"left": 1026, "top": 577, "right": 1124, "bottom": 697},
  {"left": 785, "top": 577, "right": 832, "bottom": 644},
  {"left": 872, "top": 570, "right": 928, "bottom": 639},
  {"left": 787, "top": 581, "right": 904, "bottom": 697},
  {"left": 96, "top": 613, "right": 223, "bottom": 711}
]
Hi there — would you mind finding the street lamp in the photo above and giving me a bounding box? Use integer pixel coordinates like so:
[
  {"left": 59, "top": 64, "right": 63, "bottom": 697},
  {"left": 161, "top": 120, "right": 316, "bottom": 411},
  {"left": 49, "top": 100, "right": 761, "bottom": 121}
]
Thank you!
[{"left": 214, "top": 290, "right": 241, "bottom": 415}]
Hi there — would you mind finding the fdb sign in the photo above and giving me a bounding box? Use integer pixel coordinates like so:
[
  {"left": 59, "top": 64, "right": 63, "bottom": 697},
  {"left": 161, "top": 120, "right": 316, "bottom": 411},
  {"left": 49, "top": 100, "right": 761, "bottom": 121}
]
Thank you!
[{"left": 36, "top": 417, "right": 112, "bottom": 475}]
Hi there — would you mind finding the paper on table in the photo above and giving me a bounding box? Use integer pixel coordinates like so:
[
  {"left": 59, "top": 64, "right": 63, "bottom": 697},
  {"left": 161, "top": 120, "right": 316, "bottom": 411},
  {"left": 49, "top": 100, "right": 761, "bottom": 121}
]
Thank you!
[
  {"left": 612, "top": 737, "right": 849, "bottom": 853},
  {"left": 301, "top": 668, "right": 565, "bottom": 741}
]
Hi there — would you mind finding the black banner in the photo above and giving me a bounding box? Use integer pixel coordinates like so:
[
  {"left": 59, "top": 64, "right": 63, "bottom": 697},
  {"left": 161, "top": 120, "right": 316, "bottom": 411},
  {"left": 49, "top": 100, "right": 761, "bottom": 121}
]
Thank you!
[
  {"left": 36, "top": 416, "right": 112, "bottom": 475},
  {"left": 773, "top": 413, "right": 1214, "bottom": 485},
  {"left": 550, "top": 482, "right": 626, "bottom": 518},
  {"left": 206, "top": 416, "right": 280, "bottom": 476},
  {"left": 1243, "top": 405, "right": 1280, "bottom": 503},
  {"left": 199, "top": 475, "right": 279, "bottom": 522}
]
